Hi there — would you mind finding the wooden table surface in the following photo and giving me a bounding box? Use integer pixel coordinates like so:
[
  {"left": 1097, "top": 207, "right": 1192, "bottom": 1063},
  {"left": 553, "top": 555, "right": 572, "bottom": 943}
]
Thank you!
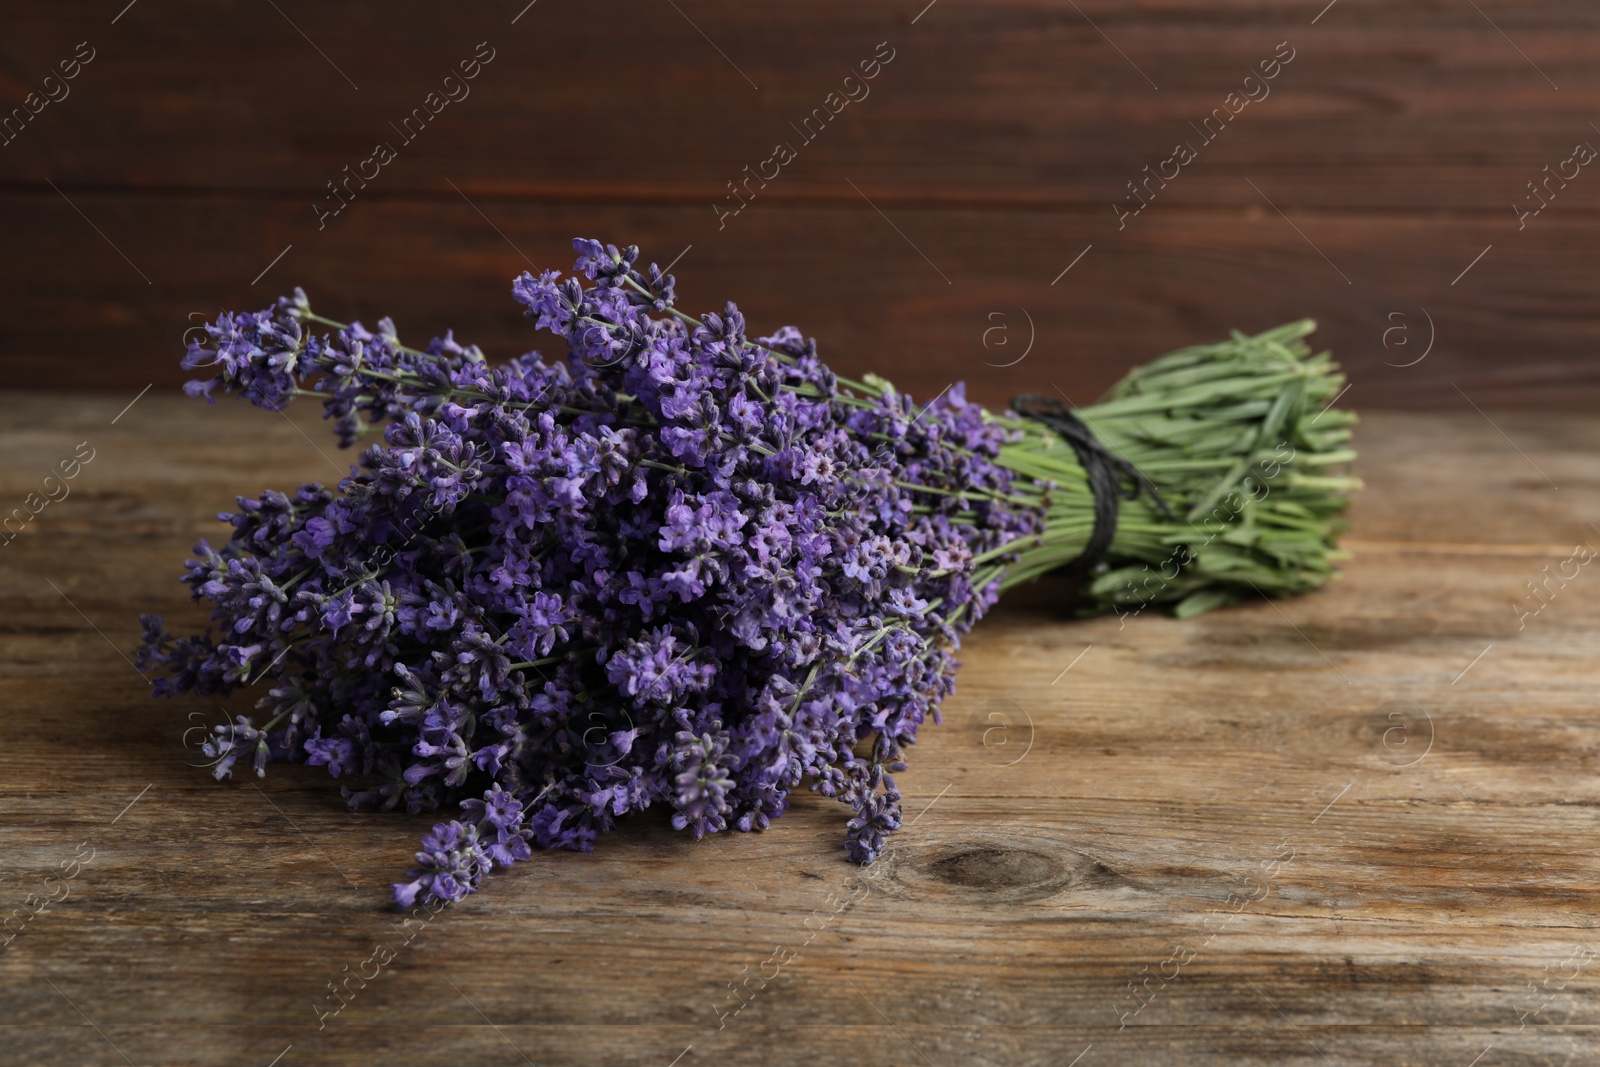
[{"left": 2, "top": 393, "right": 1597, "bottom": 1067}]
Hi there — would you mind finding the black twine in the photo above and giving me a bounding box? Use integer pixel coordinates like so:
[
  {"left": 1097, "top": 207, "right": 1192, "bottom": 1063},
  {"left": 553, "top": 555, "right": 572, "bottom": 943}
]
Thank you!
[{"left": 1010, "top": 393, "right": 1174, "bottom": 573}]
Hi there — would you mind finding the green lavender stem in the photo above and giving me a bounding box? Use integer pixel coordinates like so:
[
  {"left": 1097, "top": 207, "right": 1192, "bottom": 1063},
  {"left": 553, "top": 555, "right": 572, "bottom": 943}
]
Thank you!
[{"left": 980, "top": 320, "right": 1359, "bottom": 616}]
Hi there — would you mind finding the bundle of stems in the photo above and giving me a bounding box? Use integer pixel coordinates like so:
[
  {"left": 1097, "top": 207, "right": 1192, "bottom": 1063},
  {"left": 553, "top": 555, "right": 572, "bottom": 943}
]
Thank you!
[{"left": 980, "top": 320, "right": 1357, "bottom": 617}]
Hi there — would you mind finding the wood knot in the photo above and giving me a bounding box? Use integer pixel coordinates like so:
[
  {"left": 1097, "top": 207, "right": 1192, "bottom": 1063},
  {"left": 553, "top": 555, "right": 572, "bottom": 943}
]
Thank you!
[
  {"left": 928, "top": 846, "right": 1056, "bottom": 889},
  {"left": 875, "top": 834, "right": 1124, "bottom": 903}
]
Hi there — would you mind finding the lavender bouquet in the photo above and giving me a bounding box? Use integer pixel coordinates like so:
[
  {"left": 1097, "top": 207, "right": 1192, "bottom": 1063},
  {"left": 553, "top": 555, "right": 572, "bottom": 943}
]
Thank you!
[{"left": 138, "top": 239, "right": 1357, "bottom": 907}]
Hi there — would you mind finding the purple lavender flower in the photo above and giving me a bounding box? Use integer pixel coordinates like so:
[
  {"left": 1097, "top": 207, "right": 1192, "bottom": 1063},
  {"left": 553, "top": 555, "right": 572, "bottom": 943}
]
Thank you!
[{"left": 139, "top": 238, "right": 1042, "bottom": 908}]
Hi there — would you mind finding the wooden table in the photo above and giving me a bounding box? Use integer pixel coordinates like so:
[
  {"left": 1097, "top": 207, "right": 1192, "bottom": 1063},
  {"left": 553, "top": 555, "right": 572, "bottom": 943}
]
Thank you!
[{"left": 2, "top": 394, "right": 1596, "bottom": 1066}]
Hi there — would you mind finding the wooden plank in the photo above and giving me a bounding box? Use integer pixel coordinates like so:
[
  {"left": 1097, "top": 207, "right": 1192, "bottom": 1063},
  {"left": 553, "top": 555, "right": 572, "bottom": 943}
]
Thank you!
[
  {"left": 3, "top": 189, "right": 1598, "bottom": 409},
  {"left": 0, "top": 1, "right": 1596, "bottom": 209},
  {"left": 1, "top": 398, "right": 1598, "bottom": 1064}
]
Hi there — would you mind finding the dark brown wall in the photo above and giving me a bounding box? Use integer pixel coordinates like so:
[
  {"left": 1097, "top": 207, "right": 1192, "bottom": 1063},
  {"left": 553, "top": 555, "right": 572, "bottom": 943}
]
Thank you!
[{"left": 2, "top": 1, "right": 1597, "bottom": 412}]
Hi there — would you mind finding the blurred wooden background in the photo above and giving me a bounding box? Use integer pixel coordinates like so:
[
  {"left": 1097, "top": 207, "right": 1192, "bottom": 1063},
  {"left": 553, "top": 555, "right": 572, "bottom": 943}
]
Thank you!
[{"left": 2, "top": 0, "right": 1597, "bottom": 411}]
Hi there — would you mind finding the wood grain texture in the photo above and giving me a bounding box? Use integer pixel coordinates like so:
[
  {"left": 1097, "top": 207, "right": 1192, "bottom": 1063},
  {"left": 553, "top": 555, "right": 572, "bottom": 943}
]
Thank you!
[
  {"left": 2, "top": 2, "right": 1599, "bottom": 406},
  {"left": 6, "top": 190, "right": 1600, "bottom": 415},
  {"left": 1, "top": 395, "right": 1598, "bottom": 1066}
]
